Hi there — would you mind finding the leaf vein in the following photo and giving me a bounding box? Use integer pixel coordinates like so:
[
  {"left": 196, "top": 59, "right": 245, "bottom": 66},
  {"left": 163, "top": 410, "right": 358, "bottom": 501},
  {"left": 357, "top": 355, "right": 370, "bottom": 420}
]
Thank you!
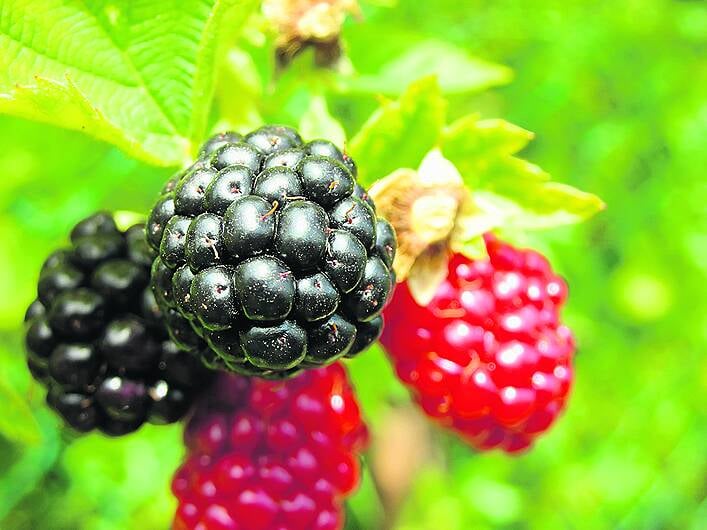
[{"left": 74, "top": 0, "right": 180, "bottom": 135}]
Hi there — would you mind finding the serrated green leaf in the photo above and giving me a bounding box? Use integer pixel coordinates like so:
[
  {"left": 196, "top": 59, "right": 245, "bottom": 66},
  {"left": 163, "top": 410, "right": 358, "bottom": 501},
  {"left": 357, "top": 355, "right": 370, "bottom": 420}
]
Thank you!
[
  {"left": 345, "top": 40, "right": 512, "bottom": 96},
  {"left": 0, "top": 377, "right": 41, "bottom": 445},
  {"left": 299, "top": 95, "right": 347, "bottom": 147},
  {"left": 0, "top": 76, "right": 172, "bottom": 166},
  {"left": 444, "top": 118, "right": 535, "bottom": 161},
  {"left": 0, "top": 0, "right": 258, "bottom": 166},
  {"left": 442, "top": 116, "right": 604, "bottom": 230},
  {"left": 475, "top": 182, "right": 606, "bottom": 230},
  {"left": 442, "top": 116, "right": 543, "bottom": 187},
  {"left": 349, "top": 77, "right": 446, "bottom": 186}
]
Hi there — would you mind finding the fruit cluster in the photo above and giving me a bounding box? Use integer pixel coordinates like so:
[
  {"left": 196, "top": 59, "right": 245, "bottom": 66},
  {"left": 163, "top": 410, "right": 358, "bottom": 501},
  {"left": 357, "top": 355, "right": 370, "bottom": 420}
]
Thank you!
[
  {"left": 21, "top": 121, "right": 585, "bottom": 529},
  {"left": 381, "top": 235, "right": 575, "bottom": 453},
  {"left": 173, "top": 363, "right": 368, "bottom": 530},
  {"left": 147, "top": 126, "right": 396, "bottom": 379},
  {"left": 24, "top": 213, "right": 211, "bottom": 435}
]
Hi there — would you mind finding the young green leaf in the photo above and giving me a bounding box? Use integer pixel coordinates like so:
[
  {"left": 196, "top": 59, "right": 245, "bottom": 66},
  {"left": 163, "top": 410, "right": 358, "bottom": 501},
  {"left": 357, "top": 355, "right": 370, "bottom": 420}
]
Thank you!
[
  {"left": 345, "top": 40, "right": 513, "bottom": 96},
  {"left": 442, "top": 117, "right": 605, "bottom": 229},
  {"left": 442, "top": 115, "right": 541, "bottom": 187},
  {"left": 299, "top": 94, "right": 347, "bottom": 147},
  {"left": 349, "top": 77, "right": 446, "bottom": 186},
  {"left": 474, "top": 182, "right": 606, "bottom": 230},
  {"left": 0, "top": 0, "right": 258, "bottom": 167}
]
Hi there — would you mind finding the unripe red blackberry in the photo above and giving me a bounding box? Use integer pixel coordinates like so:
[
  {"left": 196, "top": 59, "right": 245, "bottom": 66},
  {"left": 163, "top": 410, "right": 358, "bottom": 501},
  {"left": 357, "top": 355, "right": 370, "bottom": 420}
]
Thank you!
[
  {"left": 172, "top": 363, "right": 368, "bottom": 530},
  {"left": 381, "top": 235, "right": 575, "bottom": 453},
  {"left": 24, "top": 213, "right": 212, "bottom": 435},
  {"left": 147, "top": 127, "right": 396, "bottom": 378}
]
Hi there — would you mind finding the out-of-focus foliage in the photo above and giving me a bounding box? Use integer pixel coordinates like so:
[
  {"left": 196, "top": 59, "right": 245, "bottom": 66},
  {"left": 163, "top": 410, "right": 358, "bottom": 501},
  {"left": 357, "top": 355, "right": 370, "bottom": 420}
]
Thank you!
[{"left": 0, "top": 0, "right": 705, "bottom": 529}]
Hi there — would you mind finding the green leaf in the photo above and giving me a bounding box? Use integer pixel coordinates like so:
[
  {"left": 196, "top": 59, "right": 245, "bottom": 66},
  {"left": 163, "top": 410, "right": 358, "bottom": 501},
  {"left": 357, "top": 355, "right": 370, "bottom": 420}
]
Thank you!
[
  {"left": 345, "top": 40, "right": 512, "bottom": 96},
  {"left": 0, "top": 377, "right": 41, "bottom": 445},
  {"left": 442, "top": 116, "right": 542, "bottom": 186},
  {"left": 299, "top": 95, "right": 347, "bottom": 147},
  {"left": 442, "top": 116, "right": 604, "bottom": 229},
  {"left": 60, "top": 424, "right": 182, "bottom": 526},
  {"left": 214, "top": 47, "right": 264, "bottom": 132},
  {"left": 349, "top": 77, "right": 446, "bottom": 186},
  {"left": 0, "top": 0, "right": 258, "bottom": 166},
  {"left": 0, "top": 410, "right": 61, "bottom": 521},
  {"left": 474, "top": 182, "right": 606, "bottom": 230}
]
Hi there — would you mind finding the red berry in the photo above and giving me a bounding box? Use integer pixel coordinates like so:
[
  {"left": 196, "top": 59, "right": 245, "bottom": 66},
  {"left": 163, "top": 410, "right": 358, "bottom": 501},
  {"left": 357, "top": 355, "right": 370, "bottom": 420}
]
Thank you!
[
  {"left": 172, "top": 363, "right": 368, "bottom": 529},
  {"left": 233, "top": 489, "right": 278, "bottom": 530},
  {"left": 281, "top": 493, "right": 317, "bottom": 529},
  {"left": 381, "top": 235, "right": 574, "bottom": 453},
  {"left": 201, "top": 504, "right": 239, "bottom": 530},
  {"left": 175, "top": 501, "right": 200, "bottom": 529},
  {"left": 214, "top": 455, "right": 255, "bottom": 493},
  {"left": 313, "top": 509, "right": 342, "bottom": 530}
]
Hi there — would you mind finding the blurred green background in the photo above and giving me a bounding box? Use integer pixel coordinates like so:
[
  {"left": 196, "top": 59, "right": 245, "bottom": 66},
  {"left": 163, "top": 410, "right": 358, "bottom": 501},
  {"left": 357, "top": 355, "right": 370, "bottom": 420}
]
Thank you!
[{"left": 1, "top": 0, "right": 705, "bottom": 528}]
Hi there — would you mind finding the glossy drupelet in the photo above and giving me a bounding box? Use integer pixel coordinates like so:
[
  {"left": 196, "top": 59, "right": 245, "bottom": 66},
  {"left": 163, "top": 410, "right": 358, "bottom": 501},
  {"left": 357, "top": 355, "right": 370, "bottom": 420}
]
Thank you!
[
  {"left": 381, "top": 235, "right": 575, "bottom": 453},
  {"left": 172, "top": 363, "right": 368, "bottom": 530},
  {"left": 24, "top": 213, "right": 212, "bottom": 435},
  {"left": 147, "top": 126, "right": 396, "bottom": 378}
]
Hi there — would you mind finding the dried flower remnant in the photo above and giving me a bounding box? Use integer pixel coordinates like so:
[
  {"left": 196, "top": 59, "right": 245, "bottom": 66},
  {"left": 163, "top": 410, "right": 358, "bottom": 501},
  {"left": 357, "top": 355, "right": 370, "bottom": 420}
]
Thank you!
[
  {"left": 369, "top": 150, "right": 494, "bottom": 304},
  {"left": 264, "top": 0, "right": 361, "bottom": 68}
]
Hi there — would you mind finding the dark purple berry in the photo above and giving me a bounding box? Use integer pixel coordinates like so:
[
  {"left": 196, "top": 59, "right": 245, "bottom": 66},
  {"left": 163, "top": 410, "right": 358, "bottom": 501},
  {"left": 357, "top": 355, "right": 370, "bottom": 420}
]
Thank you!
[
  {"left": 305, "top": 314, "right": 356, "bottom": 365},
  {"left": 233, "top": 257, "right": 295, "bottom": 322},
  {"left": 185, "top": 213, "right": 225, "bottom": 271},
  {"left": 294, "top": 272, "right": 340, "bottom": 322},
  {"left": 146, "top": 127, "right": 396, "bottom": 377},
  {"left": 374, "top": 218, "right": 397, "bottom": 268},
  {"left": 342, "top": 257, "right": 392, "bottom": 322},
  {"left": 190, "top": 266, "right": 238, "bottom": 331},
  {"left": 263, "top": 148, "right": 306, "bottom": 170},
  {"left": 239, "top": 321, "right": 307, "bottom": 370},
  {"left": 329, "top": 196, "right": 377, "bottom": 250},
  {"left": 205, "top": 166, "right": 255, "bottom": 214},
  {"left": 222, "top": 196, "right": 276, "bottom": 260},
  {"left": 298, "top": 156, "right": 354, "bottom": 208},
  {"left": 199, "top": 131, "right": 244, "bottom": 158},
  {"left": 210, "top": 143, "right": 263, "bottom": 172},
  {"left": 245, "top": 125, "right": 303, "bottom": 155},
  {"left": 252, "top": 166, "right": 304, "bottom": 206},
  {"left": 347, "top": 316, "right": 383, "bottom": 358},
  {"left": 25, "top": 214, "right": 212, "bottom": 435},
  {"left": 323, "top": 230, "right": 367, "bottom": 294},
  {"left": 274, "top": 201, "right": 329, "bottom": 270},
  {"left": 174, "top": 167, "right": 216, "bottom": 216}
]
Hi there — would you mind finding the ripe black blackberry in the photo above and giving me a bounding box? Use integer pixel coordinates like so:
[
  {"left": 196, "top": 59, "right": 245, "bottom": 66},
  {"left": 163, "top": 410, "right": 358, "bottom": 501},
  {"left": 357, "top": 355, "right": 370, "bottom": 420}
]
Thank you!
[
  {"left": 24, "top": 212, "right": 212, "bottom": 435},
  {"left": 147, "top": 125, "right": 397, "bottom": 378}
]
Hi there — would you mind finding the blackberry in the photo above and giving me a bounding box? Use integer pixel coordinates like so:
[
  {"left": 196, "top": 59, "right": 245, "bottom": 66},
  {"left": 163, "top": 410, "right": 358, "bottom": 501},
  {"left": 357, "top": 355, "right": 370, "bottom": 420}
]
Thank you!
[
  {"left": 147, "top": 126, "right": 397, "bottom": 378},
  {"left": 24, "top": 213, "right": 212, "bottom": 435}
]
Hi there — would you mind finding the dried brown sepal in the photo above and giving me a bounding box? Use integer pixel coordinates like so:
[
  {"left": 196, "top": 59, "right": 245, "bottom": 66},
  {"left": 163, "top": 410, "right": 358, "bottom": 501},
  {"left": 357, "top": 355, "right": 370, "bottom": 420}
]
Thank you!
[
  {"left": 369, "top": 150, "right": 491, "bottom": 305},
  {"left": 264, "top": 0, "right": 360, "bottom": 69},
  {"left": 275, "top": 36, "right": 342, "bottom": 69}
]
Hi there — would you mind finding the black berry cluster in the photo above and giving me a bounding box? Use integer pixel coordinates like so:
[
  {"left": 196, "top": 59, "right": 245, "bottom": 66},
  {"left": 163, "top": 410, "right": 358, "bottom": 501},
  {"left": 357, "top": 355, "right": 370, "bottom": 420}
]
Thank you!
[
  {"left": 147, "top": 125, "right": 397, "bottom": 379},
  {"left": 24, "top": 213, "right": 212, "bottom": 435}
]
